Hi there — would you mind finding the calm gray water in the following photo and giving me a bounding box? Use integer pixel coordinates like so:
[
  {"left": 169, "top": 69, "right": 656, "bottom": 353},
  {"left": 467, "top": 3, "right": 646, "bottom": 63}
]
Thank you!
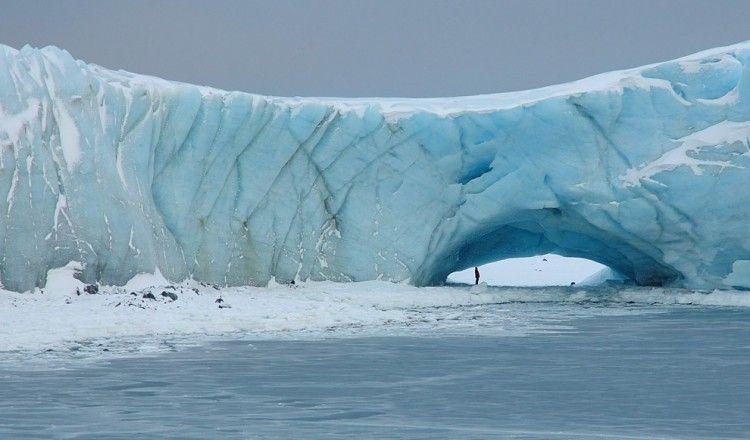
[{"left": 1, "top": 306, "right": 749, "bottom": 439}]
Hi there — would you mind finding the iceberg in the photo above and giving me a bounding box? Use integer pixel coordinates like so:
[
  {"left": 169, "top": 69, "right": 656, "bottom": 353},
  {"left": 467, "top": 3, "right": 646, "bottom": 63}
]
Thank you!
[{"left": 1, "top": 42, "right": 750, "bottom": 292}]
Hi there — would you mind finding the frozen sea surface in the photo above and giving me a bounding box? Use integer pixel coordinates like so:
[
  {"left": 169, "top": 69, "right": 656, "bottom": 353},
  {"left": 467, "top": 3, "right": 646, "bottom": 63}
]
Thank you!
[{"left": 1, "top": 290, "right": 749, "bottom": 439}]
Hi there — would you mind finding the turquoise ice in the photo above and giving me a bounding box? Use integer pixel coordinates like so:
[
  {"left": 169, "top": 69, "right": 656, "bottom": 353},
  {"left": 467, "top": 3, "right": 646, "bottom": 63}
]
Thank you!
[{"left": 1, "top": 42, "right": 750, "bottom": 291}]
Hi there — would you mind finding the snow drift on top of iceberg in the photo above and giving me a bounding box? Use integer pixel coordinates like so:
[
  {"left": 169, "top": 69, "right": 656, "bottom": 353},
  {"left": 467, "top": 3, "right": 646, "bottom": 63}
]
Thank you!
[{"left": 1, "top": 41, "right": 750, "bottom": 292}]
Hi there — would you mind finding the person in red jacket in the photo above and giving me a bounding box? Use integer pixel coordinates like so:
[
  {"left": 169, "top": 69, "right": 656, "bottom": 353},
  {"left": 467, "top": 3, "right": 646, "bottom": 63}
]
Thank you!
[{"left": 474, "top": 267, "right": 480, "bottom": 285}]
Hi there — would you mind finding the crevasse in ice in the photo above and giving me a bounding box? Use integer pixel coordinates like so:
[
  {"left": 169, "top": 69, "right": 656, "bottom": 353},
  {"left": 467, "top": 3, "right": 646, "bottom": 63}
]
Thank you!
[{"left": 1, "top": 42, "right": 750, "bottom": 291}]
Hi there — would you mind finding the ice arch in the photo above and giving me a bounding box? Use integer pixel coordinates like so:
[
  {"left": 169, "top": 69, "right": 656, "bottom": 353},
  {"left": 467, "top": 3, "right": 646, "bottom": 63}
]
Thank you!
[
  {"left": 1, "top": 42, "right": 750, "bottom": 291},
  {"left": 420, "top": 210, "right": 680, "bottom": 287}
]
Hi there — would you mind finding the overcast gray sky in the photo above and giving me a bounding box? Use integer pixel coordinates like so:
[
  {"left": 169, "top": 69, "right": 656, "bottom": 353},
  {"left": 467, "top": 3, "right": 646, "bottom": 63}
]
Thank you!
[{"left": 1, "top": 0, "right": 749, "bottom": 97}]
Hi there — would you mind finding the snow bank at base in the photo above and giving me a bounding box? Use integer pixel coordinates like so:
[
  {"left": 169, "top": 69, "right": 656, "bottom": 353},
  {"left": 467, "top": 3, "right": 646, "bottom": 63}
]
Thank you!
[
  {"left": 40, "top": 261, "right": 85, "bottom": 296},
  {"left": 1, "top": 276, "right": 749, "bottom": 353}
]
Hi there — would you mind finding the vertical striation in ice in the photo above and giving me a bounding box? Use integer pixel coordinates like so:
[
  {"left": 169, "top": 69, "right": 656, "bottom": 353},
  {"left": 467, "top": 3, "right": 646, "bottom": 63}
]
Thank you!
[{"left": 1, "top": 42, "right": 750, "bottom": 291}]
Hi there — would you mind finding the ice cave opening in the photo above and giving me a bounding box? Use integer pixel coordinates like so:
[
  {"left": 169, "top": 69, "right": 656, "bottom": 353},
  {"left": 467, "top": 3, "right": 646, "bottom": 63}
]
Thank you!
[{"left": 446, "top": 254, "right": 616, "bottom": 287}]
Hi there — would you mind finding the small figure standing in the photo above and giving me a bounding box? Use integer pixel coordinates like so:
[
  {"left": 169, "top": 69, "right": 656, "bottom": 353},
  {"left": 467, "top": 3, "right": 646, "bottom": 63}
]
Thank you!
[{"left": 474, "top": 267, "right": 480, "bottom": 285}]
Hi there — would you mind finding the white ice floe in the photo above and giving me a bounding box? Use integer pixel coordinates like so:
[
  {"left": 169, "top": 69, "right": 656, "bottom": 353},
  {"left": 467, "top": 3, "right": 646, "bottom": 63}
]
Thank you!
[{"left": 2, "top": 272, "right": 749, "bottom": 353}]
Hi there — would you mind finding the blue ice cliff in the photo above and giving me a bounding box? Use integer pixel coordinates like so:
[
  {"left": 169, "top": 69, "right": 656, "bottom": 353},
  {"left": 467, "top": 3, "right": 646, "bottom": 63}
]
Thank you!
[{"left": 1, "top": 42, "right": 750, "bottom": 292}]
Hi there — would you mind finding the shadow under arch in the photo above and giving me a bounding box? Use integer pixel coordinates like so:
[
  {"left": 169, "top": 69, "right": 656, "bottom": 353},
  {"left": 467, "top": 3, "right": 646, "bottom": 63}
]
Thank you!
[{"left": 413, "top": 208, "right": 681, "bottom": 287}]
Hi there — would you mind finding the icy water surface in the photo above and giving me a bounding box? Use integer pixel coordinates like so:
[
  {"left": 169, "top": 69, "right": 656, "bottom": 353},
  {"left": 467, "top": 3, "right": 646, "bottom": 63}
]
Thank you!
[{"left": 1, "top": 303, "right": 749, "bottom": 439}]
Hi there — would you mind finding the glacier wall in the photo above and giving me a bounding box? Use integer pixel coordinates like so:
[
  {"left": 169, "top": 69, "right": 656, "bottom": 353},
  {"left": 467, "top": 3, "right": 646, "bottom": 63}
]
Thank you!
[{"left": 1, "top": 43, "right": 750, "bottom": 292}]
